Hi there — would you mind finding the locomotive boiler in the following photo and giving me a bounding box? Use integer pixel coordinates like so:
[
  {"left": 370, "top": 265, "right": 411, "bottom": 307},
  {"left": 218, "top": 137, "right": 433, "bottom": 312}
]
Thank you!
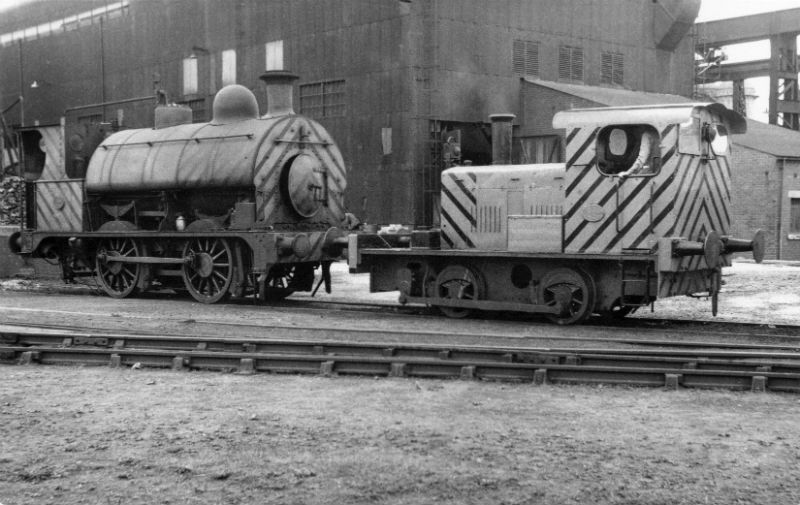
[
  {"left": 349, "top": 103, "right": 765, "bottom": 324},
  {"left": 9, "top": 71, "right": 351, "bottom": 303}
]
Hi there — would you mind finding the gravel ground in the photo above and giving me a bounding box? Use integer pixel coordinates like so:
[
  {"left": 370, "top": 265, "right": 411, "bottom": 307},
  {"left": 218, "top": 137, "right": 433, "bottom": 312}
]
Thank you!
[
  {"left": 2, "top": 368, "right": 800, "bottom": 505},
  {"left": 2, "top": 260, "right": 800, "bottom": 505}
]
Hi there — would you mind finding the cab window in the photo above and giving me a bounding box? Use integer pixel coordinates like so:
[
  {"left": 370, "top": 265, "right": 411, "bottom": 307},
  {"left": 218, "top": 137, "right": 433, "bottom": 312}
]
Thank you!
[
  {"left": 708, "top": 123, "right": 729, "bottom": 155},
  {"left": 596, "top": 124, "right": 661, "bottom": 177}
]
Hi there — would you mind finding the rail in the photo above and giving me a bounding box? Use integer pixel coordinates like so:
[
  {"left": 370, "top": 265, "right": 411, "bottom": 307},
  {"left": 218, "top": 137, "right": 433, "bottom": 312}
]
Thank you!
[{"left": 3, "top": 326, "right": 800, "bottom": 393}]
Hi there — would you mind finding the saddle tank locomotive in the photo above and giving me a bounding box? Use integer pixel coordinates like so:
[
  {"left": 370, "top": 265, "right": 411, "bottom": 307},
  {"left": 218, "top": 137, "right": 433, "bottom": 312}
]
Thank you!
[{"left": 10, "top": 71, "right": 351, "bottom": 303}]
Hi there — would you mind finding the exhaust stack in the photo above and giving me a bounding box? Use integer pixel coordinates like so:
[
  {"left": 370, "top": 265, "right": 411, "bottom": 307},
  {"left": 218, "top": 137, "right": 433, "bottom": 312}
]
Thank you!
[
  {"left": 490, "top": 113, "right": 515, "bottom": 165},
  {"left": 259, "top": 70, "right": 299, "bottom": 117}
]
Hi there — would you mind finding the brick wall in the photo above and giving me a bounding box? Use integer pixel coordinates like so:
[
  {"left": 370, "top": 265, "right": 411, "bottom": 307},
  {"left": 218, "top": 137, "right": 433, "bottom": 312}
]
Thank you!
[
  {"left": 729, "top": 147, "right": 778, "bottom": 259},
  {"left": 777, "top": 159, "right": 800, "bottom": 260},
  {"left": 729, "top": 145, "right": 800, "bottom": 261}
]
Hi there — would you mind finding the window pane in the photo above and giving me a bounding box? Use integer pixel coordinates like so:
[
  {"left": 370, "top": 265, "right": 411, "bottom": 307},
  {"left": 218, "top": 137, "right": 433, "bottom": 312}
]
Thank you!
[
  {"left": 300, "top": 80, "right": 345, "bottom": 118},
  {"left": 222, "top": 49, "right": 236, "bottom": 86},
  {"left": 183, "top": 57, "right": 198, "bottom": 95},
  {"left": 266, "top": 40, "right": 284, "bottom": 71},
  {"left": 791, "top": 198, "right": 800, "bottom": 233}
]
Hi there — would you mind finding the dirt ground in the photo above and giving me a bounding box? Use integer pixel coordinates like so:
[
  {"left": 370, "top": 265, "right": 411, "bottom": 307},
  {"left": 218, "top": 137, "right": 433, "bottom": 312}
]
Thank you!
[
  {"left": 2, "top": 260, "right": 800, "bottom": 504},
  {"left": 2, "top": 368, "right": 800, "bottom": 505}
]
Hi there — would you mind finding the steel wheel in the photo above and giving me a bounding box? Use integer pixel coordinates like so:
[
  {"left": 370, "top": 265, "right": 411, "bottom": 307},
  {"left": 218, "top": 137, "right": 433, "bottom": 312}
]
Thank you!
[
  {"left": 262, "top": 264, "right": 315, "bottom": 301},
  {"left": 539, "top": 268, "right": 596, "bottom": 325},
  {"left": 602, "top": 303, "right": 636, "bottom": 320},
  {"left": 96, "top": 237, "right": 145, "bottom": 298},
  {"left": 182, "top": 237, "right": 234, "bottom": 304},
  {"left": 434, "top": 265, "right": 484, "bottom": 318}
]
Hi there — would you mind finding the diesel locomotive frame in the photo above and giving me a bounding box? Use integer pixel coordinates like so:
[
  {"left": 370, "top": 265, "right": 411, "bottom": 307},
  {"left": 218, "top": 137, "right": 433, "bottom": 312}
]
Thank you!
[{"left": 349, "top": 103, "right": 765, "bottom": 324}]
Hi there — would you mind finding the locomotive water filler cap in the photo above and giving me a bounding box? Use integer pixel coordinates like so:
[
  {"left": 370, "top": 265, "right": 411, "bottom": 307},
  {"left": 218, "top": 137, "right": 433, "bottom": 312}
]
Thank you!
[{"left": 211, "top": 84, "right": 260, "bottom": 125}]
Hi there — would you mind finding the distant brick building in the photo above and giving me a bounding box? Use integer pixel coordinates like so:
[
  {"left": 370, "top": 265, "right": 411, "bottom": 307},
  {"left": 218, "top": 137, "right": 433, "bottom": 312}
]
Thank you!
[{"left": 730, "top": 121, "right": 800, "bottom": 261}]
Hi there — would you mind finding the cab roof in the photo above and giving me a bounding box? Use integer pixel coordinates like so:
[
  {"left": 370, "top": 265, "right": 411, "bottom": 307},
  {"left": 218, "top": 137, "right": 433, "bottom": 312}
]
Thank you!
[{"left": 552, "top": 103, "right": 746, "bottom": 134}]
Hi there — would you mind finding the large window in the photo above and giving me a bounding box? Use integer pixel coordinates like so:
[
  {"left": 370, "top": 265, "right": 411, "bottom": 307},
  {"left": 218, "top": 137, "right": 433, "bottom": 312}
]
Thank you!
[
  {"left": 0, "top": 0, "right": 130, "bottom": 46},
  {"left": 513, "top": 39, "right": 539, "bottom": 76},
  {"left": 601, "top": 51, "right": 624, "bottom": 86},
  {"left": 790, "top": 196, "right": 800, "bottom": 235},
  {"left": 299, "top": 80, "right": 346, "bottom": 118},
  {"left": 558, "top": 45, "right": 583, "bottom": 82},
  {"left": 221, "top": 49, "right": 237, "bottom": 86},
  {"left": 182, "top": 57, "right": 198, "bottom": 96},
  {"left": 266, "top": 40, "right": 284, "bottom": 71}
]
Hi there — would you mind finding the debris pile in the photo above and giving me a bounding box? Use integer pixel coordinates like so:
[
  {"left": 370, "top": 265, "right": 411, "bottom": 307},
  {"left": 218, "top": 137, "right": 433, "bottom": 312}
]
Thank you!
[{"left": 0, "top": 176, "right": 23, "bottom": 225}]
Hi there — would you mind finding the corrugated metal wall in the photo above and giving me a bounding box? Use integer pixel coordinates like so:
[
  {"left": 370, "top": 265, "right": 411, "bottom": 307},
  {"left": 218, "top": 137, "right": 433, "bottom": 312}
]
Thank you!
[{"left": 0, "top": 0, "right": 697, "bottom": 225}]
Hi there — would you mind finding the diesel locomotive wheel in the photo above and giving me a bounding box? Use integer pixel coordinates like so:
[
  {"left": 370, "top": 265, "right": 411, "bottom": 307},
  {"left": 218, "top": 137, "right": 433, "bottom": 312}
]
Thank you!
[
  {"left": 434, "top": 265, "right": 484, "bottom": 319},
  {"left": 261, "top": 264, "right": 314, "bottom": 301},
  {"left": 182, "top": 237, "right": 234, "bottom": 304},
  {"left": 601, "top": 303, "right": 636, "bottom": 320},
  {"left": 95, "top": 238, "right": 146, "bottom": 299},
  {"left": 539, "top": 268, "right": 596, "bottom": 325}
]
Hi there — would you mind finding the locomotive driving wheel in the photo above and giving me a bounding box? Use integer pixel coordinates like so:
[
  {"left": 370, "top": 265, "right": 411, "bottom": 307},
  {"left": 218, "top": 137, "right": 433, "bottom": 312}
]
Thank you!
[
  {"left": 261, "top": 264, "right": 315, "bottom": 301},
  {"left": 434, "top": 264, "right": 484, "bottom": 319},
  {"left": 95, "top": 237, "right": 147, "bottom": 298},
  {"left": 182, "top": 237, "right": 234, "bottom": 304},
  {"left": 539, "top": 267, "right": 596, "bottom": 325}
]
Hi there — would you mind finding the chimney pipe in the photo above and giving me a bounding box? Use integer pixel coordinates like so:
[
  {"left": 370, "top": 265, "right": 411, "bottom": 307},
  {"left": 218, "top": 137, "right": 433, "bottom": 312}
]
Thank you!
[
  {"left": 259, "top": 70, "right": 299, "bottom": 117},
  {"left": 490, "top": 113, "right": 515, "bottom": 165}
]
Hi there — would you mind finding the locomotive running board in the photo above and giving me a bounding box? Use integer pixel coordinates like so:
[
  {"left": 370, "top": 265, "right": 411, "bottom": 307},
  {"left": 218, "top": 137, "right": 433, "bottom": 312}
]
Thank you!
[{"left": 399, "top": 294, "right": 561, "bottom": 315}]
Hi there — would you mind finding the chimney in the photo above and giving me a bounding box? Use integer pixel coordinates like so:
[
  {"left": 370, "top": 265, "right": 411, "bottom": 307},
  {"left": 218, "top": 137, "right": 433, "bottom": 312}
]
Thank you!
[
  {"left": 489, "top": 113, "right": 515, "bottom": 165},
  {"left": 259, "top": 70, "right": 299, "bottom": 117}
]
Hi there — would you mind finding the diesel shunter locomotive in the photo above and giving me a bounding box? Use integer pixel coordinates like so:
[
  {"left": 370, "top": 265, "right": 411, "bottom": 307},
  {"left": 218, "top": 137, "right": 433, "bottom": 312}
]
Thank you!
[
  {"left": 9, "top": 71, "right": 351, "bottom": 303},
  {"left": 350, "top": 103, "right": 765, "bottom": 324}
]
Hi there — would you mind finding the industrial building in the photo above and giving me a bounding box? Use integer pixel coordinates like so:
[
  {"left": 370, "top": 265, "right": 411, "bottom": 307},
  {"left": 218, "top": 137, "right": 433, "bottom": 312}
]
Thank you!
[
  {"left": 0, "top": 0, "right": 700, "bottom": 226},
  {"left": 3, "top": 0, "right": 800, "bottom": 260}
]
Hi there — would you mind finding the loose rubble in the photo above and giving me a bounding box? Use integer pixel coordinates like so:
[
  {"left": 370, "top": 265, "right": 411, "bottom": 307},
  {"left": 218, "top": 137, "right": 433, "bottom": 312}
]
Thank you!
[{"left": 0, "top": 176, "right": 23, "bottom": 225}]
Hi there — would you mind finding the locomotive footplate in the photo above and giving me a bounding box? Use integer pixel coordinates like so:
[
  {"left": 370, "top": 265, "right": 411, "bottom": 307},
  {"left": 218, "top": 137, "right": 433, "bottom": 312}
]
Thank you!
[
  {"left": 398, "top": 293, "right": 562, "bottom": 315},
  {"left": 352, "top": 236, "right": 656, "bottom": 323}
]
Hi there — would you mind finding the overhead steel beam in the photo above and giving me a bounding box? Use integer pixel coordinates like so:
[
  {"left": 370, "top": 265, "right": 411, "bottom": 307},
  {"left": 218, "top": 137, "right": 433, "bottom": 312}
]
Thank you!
[
  {"left": 695, "top": 10, "right": 800, "bottom": 129},
  {"left": 697, "top": 60, "right": 800, "bottom": 83},
  {"left": 695, "top": 8, "right": 800, "bottom": 47},
  {"left": 697, "top": 59, "right": 771, "bottom": 83}
]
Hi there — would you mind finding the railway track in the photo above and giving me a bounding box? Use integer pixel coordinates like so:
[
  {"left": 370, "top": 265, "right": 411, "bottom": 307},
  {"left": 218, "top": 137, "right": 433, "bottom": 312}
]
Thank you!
[
  {"left": 3, "top": 323, "right": 800, "bottom": 393},
  {"left": 4, "top": 316, "right": 800, "bottom": 352}
]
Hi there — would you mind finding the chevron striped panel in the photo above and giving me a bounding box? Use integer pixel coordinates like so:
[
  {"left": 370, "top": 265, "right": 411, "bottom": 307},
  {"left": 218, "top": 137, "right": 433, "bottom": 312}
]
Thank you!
[
  {"left": 254, "top": 117, "right": 347, "bottom": 224},
  {"left": 564, "top": 126, "right": 599, "bottom": 171},
  {"left": 440, "top": 170, "right": 477, "bottom": 249},
  {"left": 35, "top": 180, "right": 83, "bottom": 232},
  {"left": 563, "top": 124, "right": 732, "bottom": 256},
  {"left": 304, "top": 120, "right": 347, "bottom": 222},
  {"left": 670, "top": 154, "right": 731, "bottom": 240}
]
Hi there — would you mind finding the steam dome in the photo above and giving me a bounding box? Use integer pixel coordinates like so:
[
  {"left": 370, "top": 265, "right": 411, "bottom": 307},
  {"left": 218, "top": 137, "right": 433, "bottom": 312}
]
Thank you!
[{"left": 211, "top": 84, "right": 259, "bottom": 125}]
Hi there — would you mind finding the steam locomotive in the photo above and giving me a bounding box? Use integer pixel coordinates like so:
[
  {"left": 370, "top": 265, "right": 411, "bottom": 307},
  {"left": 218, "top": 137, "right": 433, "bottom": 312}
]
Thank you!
[
  {"left": 9, "top": 71, "right": 352, "bottom": 303},
  {"left": 349, "top": 103, "right": 765, "bottom": 324}
]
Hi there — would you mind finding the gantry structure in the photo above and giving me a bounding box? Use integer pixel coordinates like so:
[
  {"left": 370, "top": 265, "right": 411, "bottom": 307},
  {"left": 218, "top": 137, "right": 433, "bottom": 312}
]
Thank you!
[{"left": 696, "top": 9, "right": 800, "bottom": 129}]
